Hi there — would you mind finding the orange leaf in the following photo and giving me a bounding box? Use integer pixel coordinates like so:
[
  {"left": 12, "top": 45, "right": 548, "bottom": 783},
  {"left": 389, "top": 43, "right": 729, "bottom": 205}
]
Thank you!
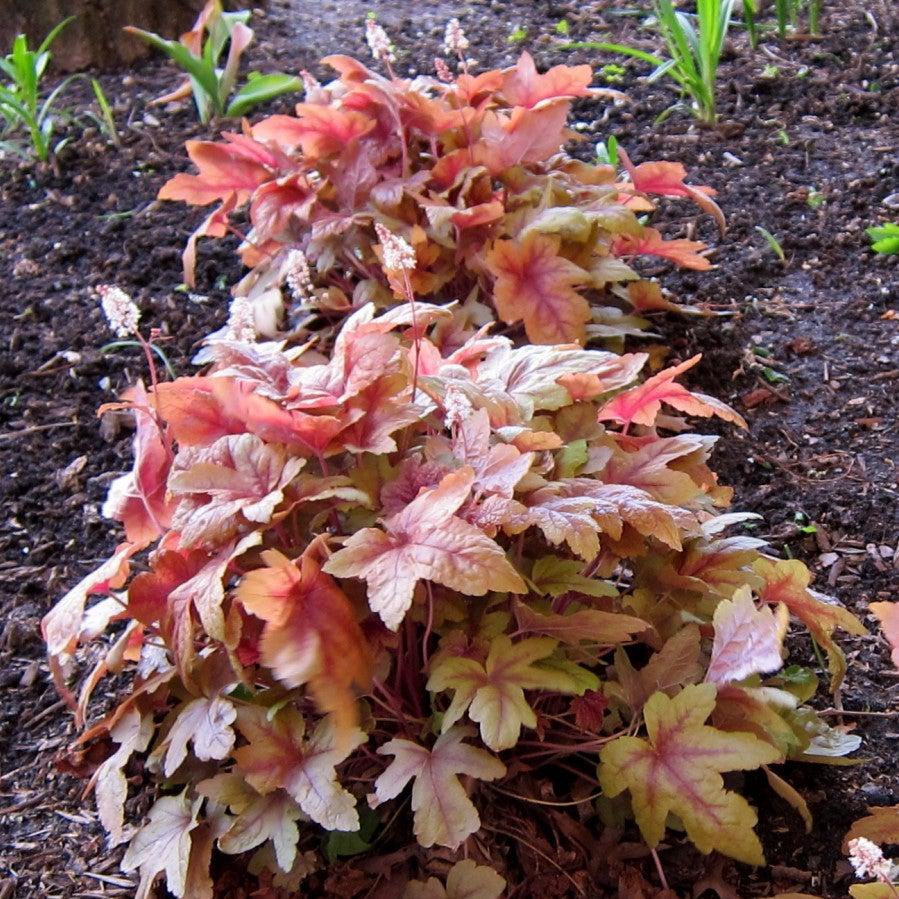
[
  {"left": 158, "top": 139, "right": 275, "bottom": 206},
  {"left": 485, "top": 232, "right": 590, "bottom": 344},
  {"left": 614, "top": 227, "right": 712, "bottom": 271},
  {"left": 597, "top": 354, "right": 748, "bottom": 430},
  {"left": 753, "top": 557, "right": 866, "bottom": 690},
  {"left": 500, "top": 52, "right": 593, "bottom": 108},
  {"left": 870, "top": 601, "right": 899, "bottom": 669},
  {"left": 236, "top": 541, "right": 372, "bottom": 745},
  {"left": 252, "top": 105, "right": 375, "bottom": 157}
]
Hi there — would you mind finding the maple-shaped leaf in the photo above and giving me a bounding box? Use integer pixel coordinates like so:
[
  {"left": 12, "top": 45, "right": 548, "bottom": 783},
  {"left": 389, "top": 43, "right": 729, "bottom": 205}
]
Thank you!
[
  {"left": 158, "top": 138, "right": 276, "bottom": 205},
  {"left": 870, "top": 602, "right": 899, "bottom": 669},
  {"left": 102, "top": 382, "right": 172, "bottom": 545},
  {"left": 198, "top": 773, "right": 304, "bottom": 873},
  {"left": 162, "top": 695, "right": 237, "bottom": 776},
  {"left": 233, "top": 705, "right": 365, "bottom": 831},
  {"left": 253, "top": 105, "right": 375, "bottom": 157},
  {"left": 753, "top": 558, "right": 866, "bottom": 690},
  {"left": 93, "top": 708, "right": 153, "bottom": 846},
  {"left": 598, "top": 354, "right": 748, "bottom": 430},
  {"left": 485, "top": 232, "right": 591, "bottom": 344},
  {"left": 169, "top": 433, "right": 304, "bottom": 548},
  {"left": 500, "top": 52, "right": 593, "bottom": 108},
  {"left": 477, "top": 101, "right": 571, "bottom": 173},
  {"left": 613, "top": 227, "right": 712, "bottom": 271},
  {"left": 506, "top": 489, "right": 603, "bottom": 561},
  {"left": 515, "top": 602, "right": 647, "bottom": 647},
  {"left": 705, "top": 586, "right": 788, "bottom": 686},
  {"left": 121, "top": 791, "right": 201, "bottom": 898},
  {"left": 428, "top": 635, "right": 594, "bottom": 750},
  {"left": 369, "top": 726, "right": 506, "bottom": 849},
  {"left": 404, "top": 859, "right": 506, "bottom": 899},
  {"left": 324, "top": 467, "right": 525, "bottom": 631},
  {"left": 571, "top": 690, "right": 609, "bottom": 731},
  {"left": 236, "top": 542, "right": 371, "bottom": 745},
  {"left": 843, "top": 806, "right": 899, "bottom": 852},
  {"left": 599, "top": 683, "right": 782, "bottom": 865},
  {"left": 617, "top": 148, "right": 724, "bottom": 231}
]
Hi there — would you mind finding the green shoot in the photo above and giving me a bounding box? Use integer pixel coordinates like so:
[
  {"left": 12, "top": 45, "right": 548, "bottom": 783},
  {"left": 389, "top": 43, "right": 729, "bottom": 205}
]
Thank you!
[
  {"left": 555, "top": 20, "right": 570, "bottom": 36},
  {"left": 90, "top": 79, "right": 119, "bottom": 146},
  {"left": 867, "top": 223, "right": 899, "bottom": 255},
  {"left": 100, "top": 340, "right": 178, "bottom": 380},
  {"left": 507, "top": 25, "right": 528, "bottom": 44},
  {"left": 755, "top": 226, "right": 786, "bottom": 265},
  {"left": 598, "top": 0, "right": 736, "bottom": 125},
  {"left": 742, "top": 0, "right": 759, "bottom": 49},
  {"left": 125, "top": 0, "right": 300, "bottom": 124}
]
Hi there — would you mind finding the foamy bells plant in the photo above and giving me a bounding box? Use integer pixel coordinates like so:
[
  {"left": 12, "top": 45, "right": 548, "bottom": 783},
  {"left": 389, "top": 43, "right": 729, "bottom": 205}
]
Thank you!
[
  {"left": 157, "top": 44, "right": 727, "bottom": 343},
  {"left": 44, "top": 295, "right": 867, "bottom": 895}
]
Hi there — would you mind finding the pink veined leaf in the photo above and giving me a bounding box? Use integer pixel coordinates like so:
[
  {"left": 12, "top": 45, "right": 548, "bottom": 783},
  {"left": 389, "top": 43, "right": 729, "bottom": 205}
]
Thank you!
[
  {"left": 870, "top": 601, "right": 899, "bottom": 669},
  {"left": 599, "top": 683, "right": 782, "bottom": 866},
  {"left": 477, "top": 100, "right": 572, "bottom": 173},
  {"left": 120, "top": 791, "right": 202, "bottom": 899},
  {"left": 233, "top": 706, "right": 366, "bottom": 832},
  {"left": 93, "top": 708, "right": 154, "bottom": 846},
  {"left": 252, "top": 105, "right": 376, "bottom": 157},
  {"left": 368, "top": 726, "right": 506, "bottom": 849},
  {"left": 168, "top": 433, "right": 305, "bottom": 549},
  {"left": 705, "top": 587, "right": 788, "bottom": 686},
  {"left": 451, "top": 408, "right": 534, "bottom": 497},
  {"left": 324, "top": 467, "right": 525, "bottom": 630},
  {"left": 102, "top": 382, "right": 173, "bottom": 545},
  {"left": 597, "top": 354, "right": 748, "bottom": 430},
  {"left": 162, "top": 695, "right": 238, "bottom": 776}
]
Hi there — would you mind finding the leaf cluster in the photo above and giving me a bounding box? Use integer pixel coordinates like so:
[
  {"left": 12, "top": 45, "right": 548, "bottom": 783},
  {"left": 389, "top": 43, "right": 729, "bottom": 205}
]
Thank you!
[
  {"left": 157, "top": 50, "right": 724, "bottom": 343},
  {"left": 43, "top": 50, "right": 869, "bottom": 897}
]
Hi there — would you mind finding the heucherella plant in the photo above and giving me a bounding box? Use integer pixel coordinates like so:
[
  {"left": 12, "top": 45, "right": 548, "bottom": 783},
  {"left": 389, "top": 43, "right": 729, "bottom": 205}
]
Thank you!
[
  {"left": 844, "top": 806, "right": 899, "bottom": 898},
  {"left": 156, "top": 47, "right": 726, "bottom": 343},
  {"left": 44, "top": 282, "right": 868, "bottom": 892},
  {"left": 125, "top": 0, "right": 301, "bottom": 124}
]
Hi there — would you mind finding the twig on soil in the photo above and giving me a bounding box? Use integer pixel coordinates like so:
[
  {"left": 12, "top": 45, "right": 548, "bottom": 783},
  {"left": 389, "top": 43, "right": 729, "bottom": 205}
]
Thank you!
[
  {"left": 0, "top": 422, "right": 78, "bottom": 442},
  {"left": 819, "top": 708, "right": 898, "bottom": 718},
  {"left": 21, "top": 698, "right": 66, "bottom": 727}
]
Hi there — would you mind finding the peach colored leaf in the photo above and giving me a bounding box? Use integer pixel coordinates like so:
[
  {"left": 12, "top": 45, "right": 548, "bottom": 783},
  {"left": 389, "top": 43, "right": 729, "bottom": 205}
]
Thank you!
[
  {"left": 870, "top": 602, "right": 899, "bottom": 669},
  {"left": 849, "top": 886, "right": 895, "bottom": 899},
  {"left": 158, "top": 139, "right": 275, "bottom": 205},
  {"left": 515, "top": 602, "right": 647, "bottom": 646},
  {"left": 404, "top": 859, "right": 506, "bottom": 899},
  {"left": 452, "top": 408, "right": 534, "bottom": 497},
  {"left": 705, "top": 586, "right": 788, "bottom": 686},
  {"left": 597, "top": 354, "right": 747, "bottom": 430},
  {"left": 199, "top": 774, "right": 304, "bottom": 873},
  {"left": 162, "top": 696, "right": 237, "bottom": 776},
  {"left": 475, "top": 342, "right": 646, "bottom": 419},
  {"left": 485, "top": 232, "right": 590, "bottom": 344},
  {"left": 169, "top": 434, "right": 304, "bottom": 548},
  {"left": 763, "top": 766, "right": 812, "bottom": 833},
  {"left": 236, "top": 542, "right": 371, "bottom": 747},
  {"left": 500, "top": 52, "right": 594, "bottom": 108},
  {"left": 843, "top": 806, "right": 899, "bottom": 851},
  {"left": 120, "top": 791, "right": 201, "bottom": 898},
  {"left": 368, "top": 726, "right": 506, "bottom": 849},
  {"left": 43, "top": 542, "right": 138, "bottom": 659},
  {"left": 253, "top": 105, "right": 375, "bottom": 157},
  {"left": 613, "top": 227, "right": 712, "bottom": 271},
  {"left": 427, "top": 635, "right": 594, "bottom": 750},
  {"left": 102, "top": 382, "right": 172, "bottom": 545},
  {"left": 753, "top": 558, "right": 866, "bottom": 690},
  {"left": 477, "top": 101, "right": 571, "bottom": 172},
  {"left": 234, "top": 706, "right": 366, "bottom": 832},
  {"left": 324, "top": 468, "right": 525, "bottom": 630},
  {"left": 617, "top": 148, "right": 724, "bottom": 232},
  {"left": 94, "top": 708, "right": 153, "bottom": 846},
  {"left": 599, "top": 683, "right": 782, "bottom": 865},
  {"left": 506, "top": 489, "right": 602, "bottom": 561}
]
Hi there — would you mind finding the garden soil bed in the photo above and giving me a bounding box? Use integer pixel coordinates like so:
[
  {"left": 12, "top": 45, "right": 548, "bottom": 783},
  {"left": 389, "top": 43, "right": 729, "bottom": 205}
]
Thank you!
[{"left": 0, "top": 0, "right": 896, "bottom": 896}]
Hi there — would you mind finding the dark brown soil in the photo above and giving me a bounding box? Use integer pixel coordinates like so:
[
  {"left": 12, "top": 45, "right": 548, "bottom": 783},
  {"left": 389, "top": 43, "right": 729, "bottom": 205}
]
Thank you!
[{"left": 1, "top": 1, "right": 896, "bottom": 896}]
